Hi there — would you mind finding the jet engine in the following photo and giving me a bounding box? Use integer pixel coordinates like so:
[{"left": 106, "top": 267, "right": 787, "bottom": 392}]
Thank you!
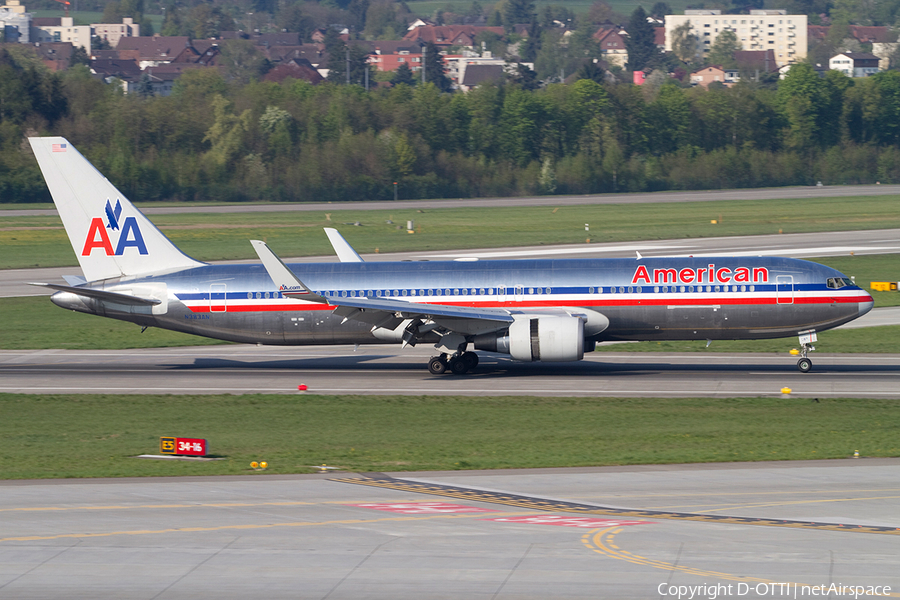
[{"left": 474, "top": 316, "right": 584, "bottom": 362}]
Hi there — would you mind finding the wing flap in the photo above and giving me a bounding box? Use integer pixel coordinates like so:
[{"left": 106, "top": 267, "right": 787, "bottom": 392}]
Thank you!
[{"left": 329, "top": 296, "right": 514, "bottom": 323}]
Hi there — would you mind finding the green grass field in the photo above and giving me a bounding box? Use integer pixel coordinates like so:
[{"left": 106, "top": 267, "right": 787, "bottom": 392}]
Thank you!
[
  {"left": 3, "top": 195, "right": 900, "bottom": 269},
  {"left": 1, "top": 394, "right": 896, "bottom": 479}
]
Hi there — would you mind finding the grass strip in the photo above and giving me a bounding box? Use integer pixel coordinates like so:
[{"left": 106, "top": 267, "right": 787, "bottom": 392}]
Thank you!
[
  {"left": 0, "top": 394, "right": 897, "bottom": 479},
  {"left": 0, "top": 296, "right": 229, "bottom": 350},
  {"left": 2, "top": 195, "right": 900, "bottom": 269}
]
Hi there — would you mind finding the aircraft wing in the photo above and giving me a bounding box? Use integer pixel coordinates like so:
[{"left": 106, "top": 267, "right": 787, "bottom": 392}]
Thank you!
[
  {"left": 250, "top": 240, "right": 328, "bottom": 303},
  {"left": 29, "top": 282, "right": 162, "bottom": 306},
  {"left": 324, "top": 228, "right": 364, "bottom": 262},
  {"left": 251, "top": 239, "right": 513, "bottom": 335}
]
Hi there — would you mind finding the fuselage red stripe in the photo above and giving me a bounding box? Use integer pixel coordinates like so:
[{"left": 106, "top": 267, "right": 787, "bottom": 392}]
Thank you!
[{"left": 182, "top": 294, "right": 871, "bottom": 313}]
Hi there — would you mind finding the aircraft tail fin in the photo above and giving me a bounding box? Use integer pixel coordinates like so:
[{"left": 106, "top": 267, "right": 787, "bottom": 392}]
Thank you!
[{"left": 28, "top": 137, "right": 204, "bottom": 282}]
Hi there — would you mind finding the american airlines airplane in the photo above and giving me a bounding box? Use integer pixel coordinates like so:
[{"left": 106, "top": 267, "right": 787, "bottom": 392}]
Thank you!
[{"left": 29, "top": 137, "right": 873, "bottom": 375}]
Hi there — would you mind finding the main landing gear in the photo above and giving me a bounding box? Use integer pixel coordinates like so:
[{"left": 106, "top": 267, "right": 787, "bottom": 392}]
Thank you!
[{"left": 428, "top": 351, "right": 479, "bottom": 375}]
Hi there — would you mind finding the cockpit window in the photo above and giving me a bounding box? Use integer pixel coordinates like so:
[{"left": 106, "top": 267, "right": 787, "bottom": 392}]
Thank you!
[{"left": 827, "top": 277, "right": 854, "bottom": 289}]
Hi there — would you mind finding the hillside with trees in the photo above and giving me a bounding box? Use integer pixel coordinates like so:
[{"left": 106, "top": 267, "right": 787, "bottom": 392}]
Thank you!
[{"left": 3, "top": 0, "right": 900, "bottom": 203}]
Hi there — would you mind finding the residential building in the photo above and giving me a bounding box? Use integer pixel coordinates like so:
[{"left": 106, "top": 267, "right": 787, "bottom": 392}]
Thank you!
[
  {"left": 829, "top": 52, "right": 880, "bottom": 77},
  {"left": 91, "top": 17, "right": 139, "bottom": 47},
  {"left": 33, "top": 41, "right": 72, "bottom": 70},
  {"left": 31, "top": 15, "right": 90, "bottom": 53},
  {"left": 847, "top": 26, "right": 898, "bottom": 70},
  {"left": 402, "top": 25, "right": 505, "bottom": 49},
  {"left": 116, "top": 35, "right": 189, "bottom": 68},
  {"left": 691, "top": 65, "right": 730, "bottom": 87},
  {"left": 221, "top": 30, "right": 302, "bottom": 47},
  {"left": 809, "top": 24, "right": 897, "bottom": 70},
  {"left": 665, "top": 9, "right": 806, "bottom": 67},
  {"left": 263, "top": 59, "right": 323, "bottom": 84},
  {"left": 733, "top": 49, "right": 778, "bottom": 75},
  {"left": 367, "top": 40, "right": 423, "bottom": 72},
  {"left": 1, "top": 0, "right": 31, "bottom": 43},
  {"left": 458, "top": 63, "right": 503, "bottom": 91},
  {"left": 593, "top": 26, "right": 628, "bottom": 68},
  {"left": 90, "top": 58, "right": 142, "bottom": 92}
]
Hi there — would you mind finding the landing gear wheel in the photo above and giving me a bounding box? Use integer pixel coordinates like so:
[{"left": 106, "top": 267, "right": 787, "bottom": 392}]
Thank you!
[
  {"left": 461, "top": 352, "right": 479, "bottom": 371},
  {"left": 449, "top": 357, "right": 469, "bottom": 375},
  {"left": 797, "top": 358, "right": 812, "bottom": 373},
  {"left": 428, "top": 356, "right": 447, "bottom": 375}
]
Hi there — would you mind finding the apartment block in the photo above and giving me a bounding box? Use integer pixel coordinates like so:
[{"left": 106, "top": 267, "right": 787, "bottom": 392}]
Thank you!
[
  {"left": 665, "top": 10, "right": 806, "bottom": 67},
  {"left": 31, "top": 15, "right": 91, "bottom": 53}
]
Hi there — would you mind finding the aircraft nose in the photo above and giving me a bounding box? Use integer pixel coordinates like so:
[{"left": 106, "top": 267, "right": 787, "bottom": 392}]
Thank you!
[{"left": 859, "top": 294, "right": 874, "bottom": 317}]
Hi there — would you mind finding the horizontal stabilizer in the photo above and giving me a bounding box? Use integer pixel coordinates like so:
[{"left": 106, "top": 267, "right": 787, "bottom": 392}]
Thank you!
[
  {"left": 62, "top": 275, "right": 87, "bottom": 286},
  {"left": 29, "top": 282, "right": 161, "bottom": 306}
]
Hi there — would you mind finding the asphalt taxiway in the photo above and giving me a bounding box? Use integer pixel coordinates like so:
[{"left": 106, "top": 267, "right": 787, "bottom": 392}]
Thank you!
[
  {"left": 6, "top": 183, "right": 900, "bottom": 217},
  {"left": 2, "top": 345, "right": 899, "bottom": 398},
  {"left": 2, "top": 460, "right": 899, "bottom": 599}
]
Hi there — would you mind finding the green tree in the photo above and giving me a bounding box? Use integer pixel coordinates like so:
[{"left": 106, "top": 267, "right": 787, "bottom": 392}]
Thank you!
[
  {"left": 102, "top": 1, "right": 124, "bottom": 24},
  {"left": 136, "top": 72, "right": 154, "bottom": 97},
  {"left": 706, "top": 29, "right": 741, "bottom": 68},
  {"left": 671, "top": 21, "right": 699, "bottom": 64},
  {"left": 647, "top": 83, "right": 691, "bottom": 153},
  {"left": 69, "top": 45, "right": 89, "bottom": 67},
  {"left": 732, "top": 0, "right": 764, "bottom": 12},
  {"left": 204, "top": 95, "right": 252, "bottom": 167},
  {"left": 587, "top": 1, "right": 614, "bottom": 25},
  {"left": 509, "top": 62, "right": 540, "bottom": 90},
  {"left": 219, "top": 40, "right": 270, "bottom": 84},
  {"left": 422, "top": 42, "right": 452, "bottom": 92},
  {"left": 499, "top": 87, "right": 543, "bottom": 165},
  {"left": 625, "top": 7, "right": 658, "bottom": 71},
  {"left": 278, "top": 4, "right": 315, "bottom": 38},
  {"left": 575, "top": 60, "right": 605, "bottom": 84},
  {"left": 504, "top": 0, "right": 535, "bottom": 27},
  {"left": 391, "top": 62, "right": 416, "bottom": 86},
  {"left": 187, "top": 4, "right": 235, "bottom": 39},
  {"left": 650, "top": 2, "right": 671, "bottom": 19},
  {"left": 777, "top": 62, "right": 826, "bottom": 149}
]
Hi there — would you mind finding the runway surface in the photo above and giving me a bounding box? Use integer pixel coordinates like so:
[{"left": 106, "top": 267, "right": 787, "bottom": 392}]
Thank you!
[
  {"left": 2, "top": 460, "right": 899, "bottom": 599},
  {"left": 3, "top": 228, "right": 899, "bottom": 298},
  {"left": 2, "top": 345, "right": 899, "bottom": 398},
  {"left": 5, "top": 183, "right": 900, "bottom": 217}
]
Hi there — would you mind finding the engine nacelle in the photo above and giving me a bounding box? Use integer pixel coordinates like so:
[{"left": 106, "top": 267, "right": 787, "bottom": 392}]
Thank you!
[{"left": 474, "top": 316, "right": 584, "bottom": 362}]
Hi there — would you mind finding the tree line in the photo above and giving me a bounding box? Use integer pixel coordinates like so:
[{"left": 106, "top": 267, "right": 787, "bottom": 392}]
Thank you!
[{"left": 2, "top": 45, "right": 900, "bottom": 204}]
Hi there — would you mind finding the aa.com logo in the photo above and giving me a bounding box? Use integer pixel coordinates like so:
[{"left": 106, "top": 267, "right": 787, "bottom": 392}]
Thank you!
[{"left": 81, "top": 199, "right": 148, "bottom": 256}]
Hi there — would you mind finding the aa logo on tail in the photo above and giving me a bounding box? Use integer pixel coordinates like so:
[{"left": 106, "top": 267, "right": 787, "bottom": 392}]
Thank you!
[{"left": 81, "top": 199, "right": 148, "bottom": 256}]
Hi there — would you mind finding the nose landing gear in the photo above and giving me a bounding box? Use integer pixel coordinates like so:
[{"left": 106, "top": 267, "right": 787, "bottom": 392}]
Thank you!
[{"left": 795, "top": 330, "right": 817, "bottom": 373}]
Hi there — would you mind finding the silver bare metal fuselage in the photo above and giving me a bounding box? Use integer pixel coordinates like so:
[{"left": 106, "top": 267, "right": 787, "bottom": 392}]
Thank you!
[{"left": 52, "top": 256, "right": 872, "bottom": 347}]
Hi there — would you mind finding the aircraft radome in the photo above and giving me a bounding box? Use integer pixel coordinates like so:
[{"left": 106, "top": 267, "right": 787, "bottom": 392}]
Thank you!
[{"left": 28, "top": 137, "right": 873, "bottom": 374}]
